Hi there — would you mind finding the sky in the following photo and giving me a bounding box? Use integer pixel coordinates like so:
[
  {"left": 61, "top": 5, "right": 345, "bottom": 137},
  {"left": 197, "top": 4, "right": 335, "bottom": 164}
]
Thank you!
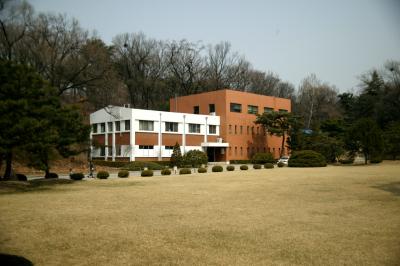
[{"left": 30, "top": 0, "right": 400, "bottom": 92}]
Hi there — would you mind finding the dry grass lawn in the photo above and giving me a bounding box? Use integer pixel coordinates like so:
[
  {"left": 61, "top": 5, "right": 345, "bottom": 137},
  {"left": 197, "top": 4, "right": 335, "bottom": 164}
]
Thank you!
[{"left": 1, "top": 162, "right": 400, "bottom": 265}]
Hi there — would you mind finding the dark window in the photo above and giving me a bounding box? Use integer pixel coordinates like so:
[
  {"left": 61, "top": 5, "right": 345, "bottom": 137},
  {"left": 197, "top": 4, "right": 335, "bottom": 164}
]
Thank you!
[
  {"left": 125, "top": 120, "right": 130, "bottom": 130},
  {"left": 240, "top": 147, "right": 243, "bottom": 155},
  {"left": 279, "top": 109, "right": 288, "bottom": 113},
  {"left": 193, "top": 106, "right": 199, "bottom": 114},
  {"left": 100, "top": 146, "right": 105, "bottom": 156},
  {"left": 209, "top": 125, "right": 217, "bottom": 134},
  {"left": 264, "top": 107, "right": 273, "bottom": 113},
  {"left": 100, "top": 123, "right": 105, "bottom": 133},
  {"left": 139, "top": 145, "right": 154, "bottom": 149},
  {"left": 209, "top": 104, "right": 215, "bottom": 113},
  {"left": 240, "top": 126, "right": 243, "bottom": 134},
  {"left": 92, "top": 124, "right": 98, "bottom": 133},
  {"left": 165, "top": 122, "right": 178, "bottom": 132},
  {"left": 139, "top": 120, "right": 153, "bottom": 131},
  {"left": 165, "top": 146, "right": 174, "bottom": 150},
  {"left": 235, "top": 146, "right": 237, "bottom": 155},
  {"left": 248, "top": 105, "right": 258, "bottom": 114},
  {"left": 108, "top": 146, "right": 112, "bottom": 156},
  {"left": 116, "top": 145, "right": 122, "bottom": 156},
  {"left": 115, "top": 121, "right": 120, "bottom": 131},
  {"left": 108, "top": 122, "right": 113, "bottom": 132},
  {"left": 230, "top": 103, "right": 242, "bottom": 113},
  {"left": 234, "top": 125, "right": 237, "bottom": 134},
  {"left": 189, "top": 123, "right": 200, "bottom": 133}
]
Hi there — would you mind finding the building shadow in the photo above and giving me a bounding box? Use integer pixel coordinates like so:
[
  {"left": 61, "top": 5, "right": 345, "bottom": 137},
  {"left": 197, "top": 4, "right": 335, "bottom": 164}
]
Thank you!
[
  {"left": 0, "top": 253, "right": 33, "bottom": 266},
  {"left": 372, "top": 182, "right": 400, "bottom": 197}
]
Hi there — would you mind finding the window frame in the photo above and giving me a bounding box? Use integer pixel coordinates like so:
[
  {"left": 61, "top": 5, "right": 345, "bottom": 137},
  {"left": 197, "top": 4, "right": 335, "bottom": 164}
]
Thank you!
[
  {"left": 209, "top": 125, "right": 217, "bottom": 134},
  {"left": 248, "top": 105, "right": 259, "bottom": 114},
  {"left": 193, "top": 106, "right": 199, "bottom": 114},
  {"left": 139, "top": 120, "right": 154, "bottom": 131},
  {"left": 188, "top": 123, "right": 201, "bottom": 133},
  {"left": 230, "top": 103, "right": 242, "bottom": 113},
  {"left": 165, "top": 122, "right": 178, "bottom": 132},
  {"left": 124, "top": 120, "right": 130, "bottom": 131}
]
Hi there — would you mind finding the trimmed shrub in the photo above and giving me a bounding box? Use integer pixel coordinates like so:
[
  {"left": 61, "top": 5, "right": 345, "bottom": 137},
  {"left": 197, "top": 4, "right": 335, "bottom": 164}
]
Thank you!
[
  {"left": 179, "top": 168, "right": 191, "bottom": 175},
  {"left": 118, "top": 170, "right": 129, "bottom": 178},
  {"left": 45, "top": 172, "right": 58, "bottom": 179},
  {"left": 288, "top": 150, "right": 327, "bottom": 167},
  {"left": 141, "top": 170, "right": 153, "bottom": 177},
  {"left": 277, "top": 162, "right": 284, "bottom": 168},
  {"left": 124, "top": 161, "right": 163, "bottom": 171},
  {"left": 97, "top": 171, "right": 109, "bottom": 179},
  {"left": 229, "top": 160, "right": 251, "bottom": 164},
  {"left": 370, "top": 156, "right": 383, "bottom": 164},
  {"left": 161, "top": 169, "right": 171, "bottom": 175},
  {"left": 264, "top": 163, "right": 274, "bottom": 169},
  {"left": 93, "top": 160, "right": 128, "bottom": 168},
  {"left": 240, "top": 165, "right": 248, "bottom": 170},
  {"left": 198, "top": 167, "right": 207, "bottom": 173},
  {"left": 251, "top": 153, "right": 275, "bottom": 164},
  {"left": 70, "top": 173, "right": 84, "bottom": 180},
  {"left": 253, "top": 164, "right": 262, "bottom": 169},
  {"left": 226, "top": 165, "right": 235, "bottom": 171},
  {"left": 182, "top": 150, "right": 208, "bottom": 168},
  {"left": 339, "top": 159, "right": 354, "bottom": 164},
  {"left": 212, "top": 165, "right": 223, "bottom": 172},
  {"left": 16, "top": 173, "right": 27, "bottom": 181}
]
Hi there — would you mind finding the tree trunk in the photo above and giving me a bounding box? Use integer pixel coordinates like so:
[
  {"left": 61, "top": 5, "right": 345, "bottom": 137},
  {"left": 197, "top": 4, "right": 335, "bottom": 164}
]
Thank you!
[
  {"left": 44, "top": 168, "right": 50, "bottom": 178},
  {"left": 3, "top": 151, "right": 13, "bottom": 179},
  {"left": 364, "top": 152, "right": 368, "bottom": 164}
]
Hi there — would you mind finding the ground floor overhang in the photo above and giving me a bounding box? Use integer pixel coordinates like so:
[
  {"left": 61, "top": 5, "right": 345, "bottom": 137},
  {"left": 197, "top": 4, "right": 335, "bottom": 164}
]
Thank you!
[{"left": 201, "top": 142, "right": 229, "bottom": 148}]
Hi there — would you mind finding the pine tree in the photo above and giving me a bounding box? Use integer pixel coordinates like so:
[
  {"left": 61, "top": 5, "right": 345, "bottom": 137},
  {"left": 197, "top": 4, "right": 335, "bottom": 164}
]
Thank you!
[{"left": 170, "top": 142, "right": 182, "bottom": 167}]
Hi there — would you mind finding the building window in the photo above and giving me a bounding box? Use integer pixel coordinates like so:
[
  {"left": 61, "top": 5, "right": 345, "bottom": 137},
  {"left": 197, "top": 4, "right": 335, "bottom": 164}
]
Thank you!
[
  {"left": 139, "top": 145, "right": 154, "bottom": 149},
  {"left": 209, "top": 104, "right": 215, "bottom": 113},
  {"left": 248, "top": 105, "right": 258, "bottom": 114},
  {"left": 229, "top": 125, "right": 232, "bottom": 134},
  {"left": 230, "top": 103, "right": 242, "bottom": 113},
  {"left": 165, "top": 122, "right": 178, "bottom": 132},
  {"left": 125, "top": 120, "right": 130, "bottom": 131},
  {"left": 240, "top": 126, "right": 243, "bottom": 134},
  {"left": 209, "top": 125, "right": 217, "bottom": 134},
  {"left": 235, "top": 146, "right": 237, "bottom": 155},
  {"left": 279, "top": 109, "right": 288, "bottom": 113},
  {"left": 116, "top": 145, "right": 122, "bottom": 156},
  {"left": 139, "top": 120, "right": 153, "bottom": 131},
  {"left": 108, "top": 122, "right": 113, "bottom": 132},
  {"left": 100, "top": 123, "right": 105, "bottom": 133},
  {"left": 165, "top": 146, "right": 174, "bottom": 150},
  {"left": 264, "top": 107, "right": 273, "bottom": 113},
  {"left": 234, "top": 125, "right": 237, "bottom": 134},
  {"left": 108, "top": 146, "right": 112, "bottom": 156},
  {"left": 189, "top": 123, "right": 200, "bottom": 133},
  {"left": 240, "top": 147, "right": 243, "bottom": 156},
  {"left": 115, "top": 121, "right": 120, "bottom": 131},
  {"left": 100, "top": 146, "right": 105, "bottom": 156},
  {"left": 193, "top": 106, "right": 199, "bottom": 114},
  {"left": 92, "top": 124, "right": 97, "bottom": 133}
]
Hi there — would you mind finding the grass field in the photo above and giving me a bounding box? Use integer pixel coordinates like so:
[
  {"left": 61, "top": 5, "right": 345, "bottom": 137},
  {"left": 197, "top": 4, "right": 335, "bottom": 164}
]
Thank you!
[{"left": 1, "top": 162, "right": 400, "bottom": 265}]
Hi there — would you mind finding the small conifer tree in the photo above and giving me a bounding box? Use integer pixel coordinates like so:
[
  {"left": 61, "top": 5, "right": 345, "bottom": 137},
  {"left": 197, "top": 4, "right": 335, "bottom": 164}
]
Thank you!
[{"left": 170, "top": 142, "right": 182, "bottom": 167}]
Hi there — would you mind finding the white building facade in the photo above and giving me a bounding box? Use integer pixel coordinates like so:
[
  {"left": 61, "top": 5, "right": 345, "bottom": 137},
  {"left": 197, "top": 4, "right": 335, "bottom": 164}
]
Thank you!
[{"left": 90, "top": 106, "right": 228, "bottom": 162}]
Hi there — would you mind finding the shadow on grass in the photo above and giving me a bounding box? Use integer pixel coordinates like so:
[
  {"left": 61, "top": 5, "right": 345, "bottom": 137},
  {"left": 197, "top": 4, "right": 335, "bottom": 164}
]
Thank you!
[
  {"left": 372, "top": 182, "right": 400, "bottom": 196},
  {"left": 0, "top": 253, "right": 33, "bottom": 266},
  {"left": 0, "top": 178, "right": 75, "bottom": 194}
]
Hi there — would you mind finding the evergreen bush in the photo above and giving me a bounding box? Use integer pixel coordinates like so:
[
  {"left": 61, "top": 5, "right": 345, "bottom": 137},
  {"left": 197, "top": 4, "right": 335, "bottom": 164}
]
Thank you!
[
  {"left": 212, "top": 165, "right": 223, "bottom": 172},
  {"left": 251, "top": 153, "right": 275, "bottom": 164},
  {"left": 70, "top": 173, "right": 84, "bottom": 180},
  {"left": 97, "top": 171, "right": 109, "bottom": 179},
  {"left": 118, "top": 170, "right": 129, "bottom": 178},
  {"left": 264, "top": 163, "right": 274, "bottom": 169},
  {"left": 170, "top": 142, "right": 183, "bottom": 167},
  {"left": 141, "top": 170, "right": 153, "bottom": 177},
  {"left": 198, "top": 167, "right": 207, "bottom": 173},
  {"left": 288, "top": 150, "right": 327, "bottom": 167},
  {"left": 46, "top": 172, "right": 58, "bottom": 179},
  {"left": 277, "top": 162, "right": 284, "bottom": 167},
  {"left": 240, "top": 165, "right": 248, "bottom": 170},
  {"left": 226, "top": 165, "right": 235, "bottom": 171},
  {"left": 161, "top": 169, "right": 171, "bottom": 175},
  {"left": 253, "top": 164, "right": 262, "bottom": 169},
  {"left": 182, "top": 149, "right": 208, "bottom": 168},
  {"left": 179, "top": 168, "right": 191, "bottom": 175}
]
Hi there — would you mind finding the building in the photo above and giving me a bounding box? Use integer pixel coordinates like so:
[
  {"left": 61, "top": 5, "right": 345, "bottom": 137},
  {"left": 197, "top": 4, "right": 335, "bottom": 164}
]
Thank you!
[
  {"left": 170, "top": 89, "right": 291, "bottom": 161},
  {"left": 90, "top": 89, "right": 291, "bottom": 162}
]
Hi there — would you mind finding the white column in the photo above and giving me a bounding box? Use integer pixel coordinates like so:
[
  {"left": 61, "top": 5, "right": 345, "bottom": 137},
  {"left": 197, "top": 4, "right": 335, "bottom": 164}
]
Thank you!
[
  {"left": 104, "top": 123, "right": 108, "bottom": 160},
  {"left": 112, "top": 122, "right": 116, "bottom": 161},
  {"left": 182, "top": 115, "right": 186, "bottom": 154},
  {"left": 204, "top": 116, "right": 208, "bottom": 143},
  {"left": 130, "top": 115, "right": 135, "bottom": 162},
  {"left": 158, "top": 112, "right": 162, "bottom": 161}
]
